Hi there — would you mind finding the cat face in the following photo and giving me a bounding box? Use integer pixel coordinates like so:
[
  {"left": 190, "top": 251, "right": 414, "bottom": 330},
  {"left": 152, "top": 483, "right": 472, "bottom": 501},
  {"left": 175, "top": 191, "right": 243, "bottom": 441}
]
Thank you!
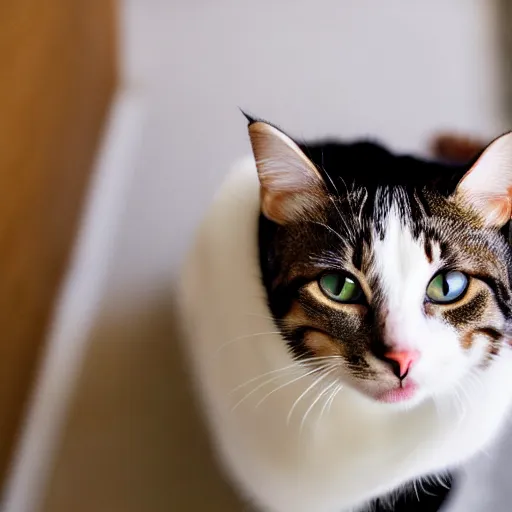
[{"left": 249, "top": 118, "right": 512, "bottom": 407}]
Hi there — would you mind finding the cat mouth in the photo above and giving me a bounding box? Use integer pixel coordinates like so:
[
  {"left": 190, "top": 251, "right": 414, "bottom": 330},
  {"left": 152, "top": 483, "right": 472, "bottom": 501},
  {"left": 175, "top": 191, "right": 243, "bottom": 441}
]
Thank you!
[{"left": 373, "top": 380, "right": 418, "bottom": 404}]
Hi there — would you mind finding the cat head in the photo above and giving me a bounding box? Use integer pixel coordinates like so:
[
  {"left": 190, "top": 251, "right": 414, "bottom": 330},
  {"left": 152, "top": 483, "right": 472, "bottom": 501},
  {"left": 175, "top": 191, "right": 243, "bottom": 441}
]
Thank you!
[{"left": 248, "top": 117, "right": 512, "bottom": 407}]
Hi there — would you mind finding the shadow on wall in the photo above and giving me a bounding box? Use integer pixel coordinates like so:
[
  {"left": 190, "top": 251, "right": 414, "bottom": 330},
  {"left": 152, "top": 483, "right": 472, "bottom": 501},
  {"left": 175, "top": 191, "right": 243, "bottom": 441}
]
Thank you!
[{"left": 42, "top": 289, "right": 243, "bottom": 512}]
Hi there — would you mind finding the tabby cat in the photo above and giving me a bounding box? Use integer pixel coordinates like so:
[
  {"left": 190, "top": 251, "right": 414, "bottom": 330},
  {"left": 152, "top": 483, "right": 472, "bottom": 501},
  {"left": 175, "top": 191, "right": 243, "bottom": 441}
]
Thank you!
[{"left": 180, "top": 116, "right": 512, "bottom": 512}]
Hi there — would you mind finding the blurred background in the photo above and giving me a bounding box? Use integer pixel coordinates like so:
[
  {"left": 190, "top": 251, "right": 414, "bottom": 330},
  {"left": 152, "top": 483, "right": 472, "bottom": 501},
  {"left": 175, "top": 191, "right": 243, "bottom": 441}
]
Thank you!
[{"left": 2, "top": 0, "right": 512, "bottom": 511}]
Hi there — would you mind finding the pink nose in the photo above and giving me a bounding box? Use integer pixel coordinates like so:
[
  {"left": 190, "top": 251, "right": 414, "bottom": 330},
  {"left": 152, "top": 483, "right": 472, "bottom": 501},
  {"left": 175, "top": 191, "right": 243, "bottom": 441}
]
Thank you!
[{"left": 383, "top": 350, "right": 419, "bottom": 379}]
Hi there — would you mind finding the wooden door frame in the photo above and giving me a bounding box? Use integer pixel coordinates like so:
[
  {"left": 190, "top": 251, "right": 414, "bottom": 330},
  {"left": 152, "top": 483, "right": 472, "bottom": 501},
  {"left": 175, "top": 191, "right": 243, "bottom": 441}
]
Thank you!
[{"left": 0, "top": 0, "right": 117, "bottom": 500}]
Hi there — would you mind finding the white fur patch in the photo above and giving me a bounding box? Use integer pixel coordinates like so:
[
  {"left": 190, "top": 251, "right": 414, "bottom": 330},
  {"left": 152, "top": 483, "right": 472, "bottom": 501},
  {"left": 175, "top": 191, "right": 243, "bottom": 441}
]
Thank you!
[{"left": 372, "top": 206, "right": 488, "bottom": 401}]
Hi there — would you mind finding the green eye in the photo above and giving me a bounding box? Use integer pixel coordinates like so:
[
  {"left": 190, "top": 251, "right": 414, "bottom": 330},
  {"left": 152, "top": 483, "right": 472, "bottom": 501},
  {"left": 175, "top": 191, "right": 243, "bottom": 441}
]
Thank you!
[
  {"left": 426, "top": 271, "right": 468, "bottom": 304},
  {"left": 319, "top": 273, "right": 363, "bottom": 303}
]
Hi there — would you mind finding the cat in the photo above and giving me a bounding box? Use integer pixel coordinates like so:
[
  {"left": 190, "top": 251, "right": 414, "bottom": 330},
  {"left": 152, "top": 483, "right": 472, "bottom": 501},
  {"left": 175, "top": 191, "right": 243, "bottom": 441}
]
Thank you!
[{"left": 180, "top": 116, "right": 512, "bottom": 512}]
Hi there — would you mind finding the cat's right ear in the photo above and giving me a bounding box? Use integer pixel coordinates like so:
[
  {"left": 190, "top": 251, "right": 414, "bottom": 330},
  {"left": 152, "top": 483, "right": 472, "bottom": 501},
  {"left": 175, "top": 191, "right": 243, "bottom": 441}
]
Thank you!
[
  {"left": 247, "top": 120, "right": 326, "bottom": 224},
  {"left": 453, "top": 132, "right": 512, "bottom": 228}
]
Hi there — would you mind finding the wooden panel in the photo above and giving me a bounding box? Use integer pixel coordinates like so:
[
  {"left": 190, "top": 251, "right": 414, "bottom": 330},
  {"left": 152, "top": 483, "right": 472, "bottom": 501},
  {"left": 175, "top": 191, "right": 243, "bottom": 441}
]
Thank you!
[{"left": 0, "top": 0, "right": 116, "bottom": 491}]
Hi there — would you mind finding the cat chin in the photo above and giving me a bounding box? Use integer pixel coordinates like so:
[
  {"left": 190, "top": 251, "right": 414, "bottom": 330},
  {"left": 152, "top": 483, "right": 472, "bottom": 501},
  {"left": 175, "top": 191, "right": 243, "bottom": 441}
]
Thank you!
[
  {"left": 373, "top": 380, "right": 418, "bottom": 404},
  {"left": 351, "top": 379, "right": 431, "bottom": 409}
]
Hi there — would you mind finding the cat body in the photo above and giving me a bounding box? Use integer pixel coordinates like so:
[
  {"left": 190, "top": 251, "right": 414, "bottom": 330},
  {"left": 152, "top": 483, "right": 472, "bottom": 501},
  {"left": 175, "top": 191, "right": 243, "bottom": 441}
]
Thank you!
[{"left": 180, "top": 122, "right": 512, "bottom": 512}]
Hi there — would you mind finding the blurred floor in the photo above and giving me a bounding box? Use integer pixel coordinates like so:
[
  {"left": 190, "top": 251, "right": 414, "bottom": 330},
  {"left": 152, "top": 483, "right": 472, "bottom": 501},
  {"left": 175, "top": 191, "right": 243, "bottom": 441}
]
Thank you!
[
  {"left": 42, "top": 1, "right": 512, "bottom": 511},
  {"left": 42, "top": 296, "right": 242, "bottom": 512}
]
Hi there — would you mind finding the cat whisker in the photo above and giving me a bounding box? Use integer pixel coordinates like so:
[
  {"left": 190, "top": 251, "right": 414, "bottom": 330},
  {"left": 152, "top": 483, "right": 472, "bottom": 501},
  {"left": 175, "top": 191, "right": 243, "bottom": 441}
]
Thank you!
[
  {"left": 335, "top": 173, "right": 358, "bottom": 232},
  {"left": 467, "top": 370, "right": 485, "bottom": 393},
  {"left": 310, "top": 221, "right": 346, "bottom": 245},
  {"left": 456, "top": 380, "right": 473, "bottom": 411},
  {"left": 229, "top": 357, "right": 341, "bottom": 396},
  {"left": 357, "top": 187, "right": 369, "bottom": 226},
  {"left": 228, "top": 363, "right": 307, "bottom": 395},
  {"left": 232, "top": 373, "right": 299, "bottom": 412},
  {"left": 316, "top": 382, "right": 339, "bottom": 431},
  {"left": 297, "top": 355, "right": 344, "bottom": 364},
  {"left": 328, "top": 196, "right": 354, "bottom": 239},
  {"left": 299, "top": 372, "right": 339, "bottom": 434},
  {"left": 451, "top": 385, "right": 467, "bottom": 424},
  {"left": 308, "top": 253, "right": 345, "bottom": 269},
  {"left": 318, "top": 166, "right": 347, "bottom": 226},
  {"left": 253, "top": 366, "right": 333, "bottom": 410},
  {"left": 327, "top": 383, "right": 344, "bottom": 415},
  {"left": 318, "top": 170, "right": 356, "bottom": 244},
  {"left": 231, "top": 366, "right": 323, "bottom": 412},
  {"left": 215, "top": 331, "right": 283, "bottom": 355},
  {"left": 286, "top": 364, "right": 338, "bottom": 425}
]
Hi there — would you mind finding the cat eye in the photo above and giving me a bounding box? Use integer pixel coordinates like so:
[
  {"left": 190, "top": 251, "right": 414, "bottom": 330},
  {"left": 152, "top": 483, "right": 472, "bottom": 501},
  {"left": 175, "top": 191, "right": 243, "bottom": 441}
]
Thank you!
[
  {"left": 319, "top": 273, "right": 364, "bottom": 303},
  {"left": 426, "top": 271, "right": 468, "bottom": 304}
]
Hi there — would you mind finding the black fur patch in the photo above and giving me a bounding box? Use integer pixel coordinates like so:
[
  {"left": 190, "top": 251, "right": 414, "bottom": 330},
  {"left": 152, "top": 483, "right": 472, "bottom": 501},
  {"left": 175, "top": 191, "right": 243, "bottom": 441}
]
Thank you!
[{"left": 369, "top": 471, "right": 454, "bottom": 512}]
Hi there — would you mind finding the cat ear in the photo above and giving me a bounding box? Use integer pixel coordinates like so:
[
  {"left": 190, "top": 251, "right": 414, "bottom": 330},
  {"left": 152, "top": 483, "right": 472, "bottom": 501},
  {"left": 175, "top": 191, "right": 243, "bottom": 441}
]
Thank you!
[
  {"left": 454, "top": 132, "right": 512, "bottom": 228},
  {"left": 247, "top": 120, "right": 326, "bottom": 224}
]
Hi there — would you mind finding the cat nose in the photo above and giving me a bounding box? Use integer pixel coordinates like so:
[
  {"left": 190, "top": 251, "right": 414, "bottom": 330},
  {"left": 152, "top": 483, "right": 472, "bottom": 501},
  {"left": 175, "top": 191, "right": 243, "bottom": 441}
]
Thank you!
[{"left": 382, "top": 350, "right": 419, "bottom": 379}]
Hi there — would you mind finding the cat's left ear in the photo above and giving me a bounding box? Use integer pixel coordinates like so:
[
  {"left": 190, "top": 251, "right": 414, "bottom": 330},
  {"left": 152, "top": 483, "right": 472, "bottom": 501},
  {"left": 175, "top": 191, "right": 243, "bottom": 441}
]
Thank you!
[
  {"left": 454, "top": 132, "right": 512, "bottom": 228},
  {"left": 247, "top": 120, "right": 326, "bottom": 224}
]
